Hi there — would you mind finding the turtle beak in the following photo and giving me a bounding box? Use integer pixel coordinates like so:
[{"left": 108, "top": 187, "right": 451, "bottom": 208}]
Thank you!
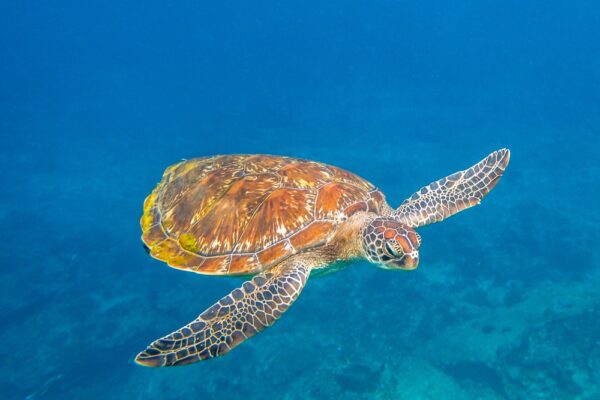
[
  {"left": 402, "top": 255, "right": 419, "bottom": 270},
  {"left": 390, "top": 252, "right": 419, "bottom": 271},
  {"left": 386, "top": 254, "right": 419, "bottom": 270}
]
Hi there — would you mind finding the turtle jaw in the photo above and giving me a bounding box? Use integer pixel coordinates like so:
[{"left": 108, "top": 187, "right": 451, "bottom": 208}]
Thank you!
[
  {"left": 387, "top": 253, "right": 419, "bottom": 270},
  {"left": 380, "top": 251, "right": 419, "bottom": 270}
]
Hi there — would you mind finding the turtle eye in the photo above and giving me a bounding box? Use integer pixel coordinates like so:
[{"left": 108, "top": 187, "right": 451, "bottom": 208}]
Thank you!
[{"left": 385, "top": 241, "right": 403, "bottom": 258}]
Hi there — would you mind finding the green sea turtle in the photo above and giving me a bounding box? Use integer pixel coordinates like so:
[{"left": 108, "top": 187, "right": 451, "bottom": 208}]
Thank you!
[{"left": 136, "top": 148, "right": 510, "bottom": 366}]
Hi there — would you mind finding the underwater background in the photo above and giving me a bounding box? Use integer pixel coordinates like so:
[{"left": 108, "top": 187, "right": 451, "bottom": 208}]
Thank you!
[{"left": 1, "top": 1, "right": 599, "bottom": 399}]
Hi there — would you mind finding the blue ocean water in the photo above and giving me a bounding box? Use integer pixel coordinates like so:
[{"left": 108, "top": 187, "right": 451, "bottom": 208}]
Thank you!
[{"left": 1, "top": 1, "right": 599, "bottom": 398}]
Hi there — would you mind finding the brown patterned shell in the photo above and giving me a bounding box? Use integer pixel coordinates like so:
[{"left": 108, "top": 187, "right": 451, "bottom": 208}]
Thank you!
[{"left": 141, "top": 155, "right": 386, "bottom": 275}]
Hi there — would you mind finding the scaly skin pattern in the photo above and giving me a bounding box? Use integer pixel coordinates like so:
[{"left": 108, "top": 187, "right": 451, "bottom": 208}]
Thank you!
[
  {"left": 136, "top": 259, "right": 311, "bottom": 366},
  {"left": 136, "top": 149, "right": 510, "bottom": 366},
  {"left": 362, "top": 218, "right": 421, "bottom": 270},
  {"left": 393, "top": 149, "right": 510, "bottom": 228}
]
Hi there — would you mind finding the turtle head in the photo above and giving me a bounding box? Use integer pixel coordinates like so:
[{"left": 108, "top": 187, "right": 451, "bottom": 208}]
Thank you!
[{"left": 361, "top": 217, "right": 421, "bottom": 270}]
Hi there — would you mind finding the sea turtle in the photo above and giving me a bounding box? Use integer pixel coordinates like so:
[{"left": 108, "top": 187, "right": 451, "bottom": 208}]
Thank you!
[{"left": 136, "top": 148, "right": 510, "bottom": 367}]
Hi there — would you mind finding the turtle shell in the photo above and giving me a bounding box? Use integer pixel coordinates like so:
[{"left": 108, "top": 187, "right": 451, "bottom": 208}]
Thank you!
[{"left": 141, "top": 155, "right": 386, "bottom": 275}]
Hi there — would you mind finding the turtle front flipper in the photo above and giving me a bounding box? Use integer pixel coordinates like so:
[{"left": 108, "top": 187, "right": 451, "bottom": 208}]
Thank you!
[
  {"left": 135, "top": 260, "right": 311, "bottom": 367},
  {"left": 394, "top": 149, "right": 510, "bottom": 228}
]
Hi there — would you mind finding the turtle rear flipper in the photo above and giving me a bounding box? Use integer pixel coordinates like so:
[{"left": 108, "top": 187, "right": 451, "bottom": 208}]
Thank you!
[
  {"left": 135, "top": 260, "right": 311, "bottom": 367},
  {"left": 394, "top": 148, "right": 510, "bottom": 228}
]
